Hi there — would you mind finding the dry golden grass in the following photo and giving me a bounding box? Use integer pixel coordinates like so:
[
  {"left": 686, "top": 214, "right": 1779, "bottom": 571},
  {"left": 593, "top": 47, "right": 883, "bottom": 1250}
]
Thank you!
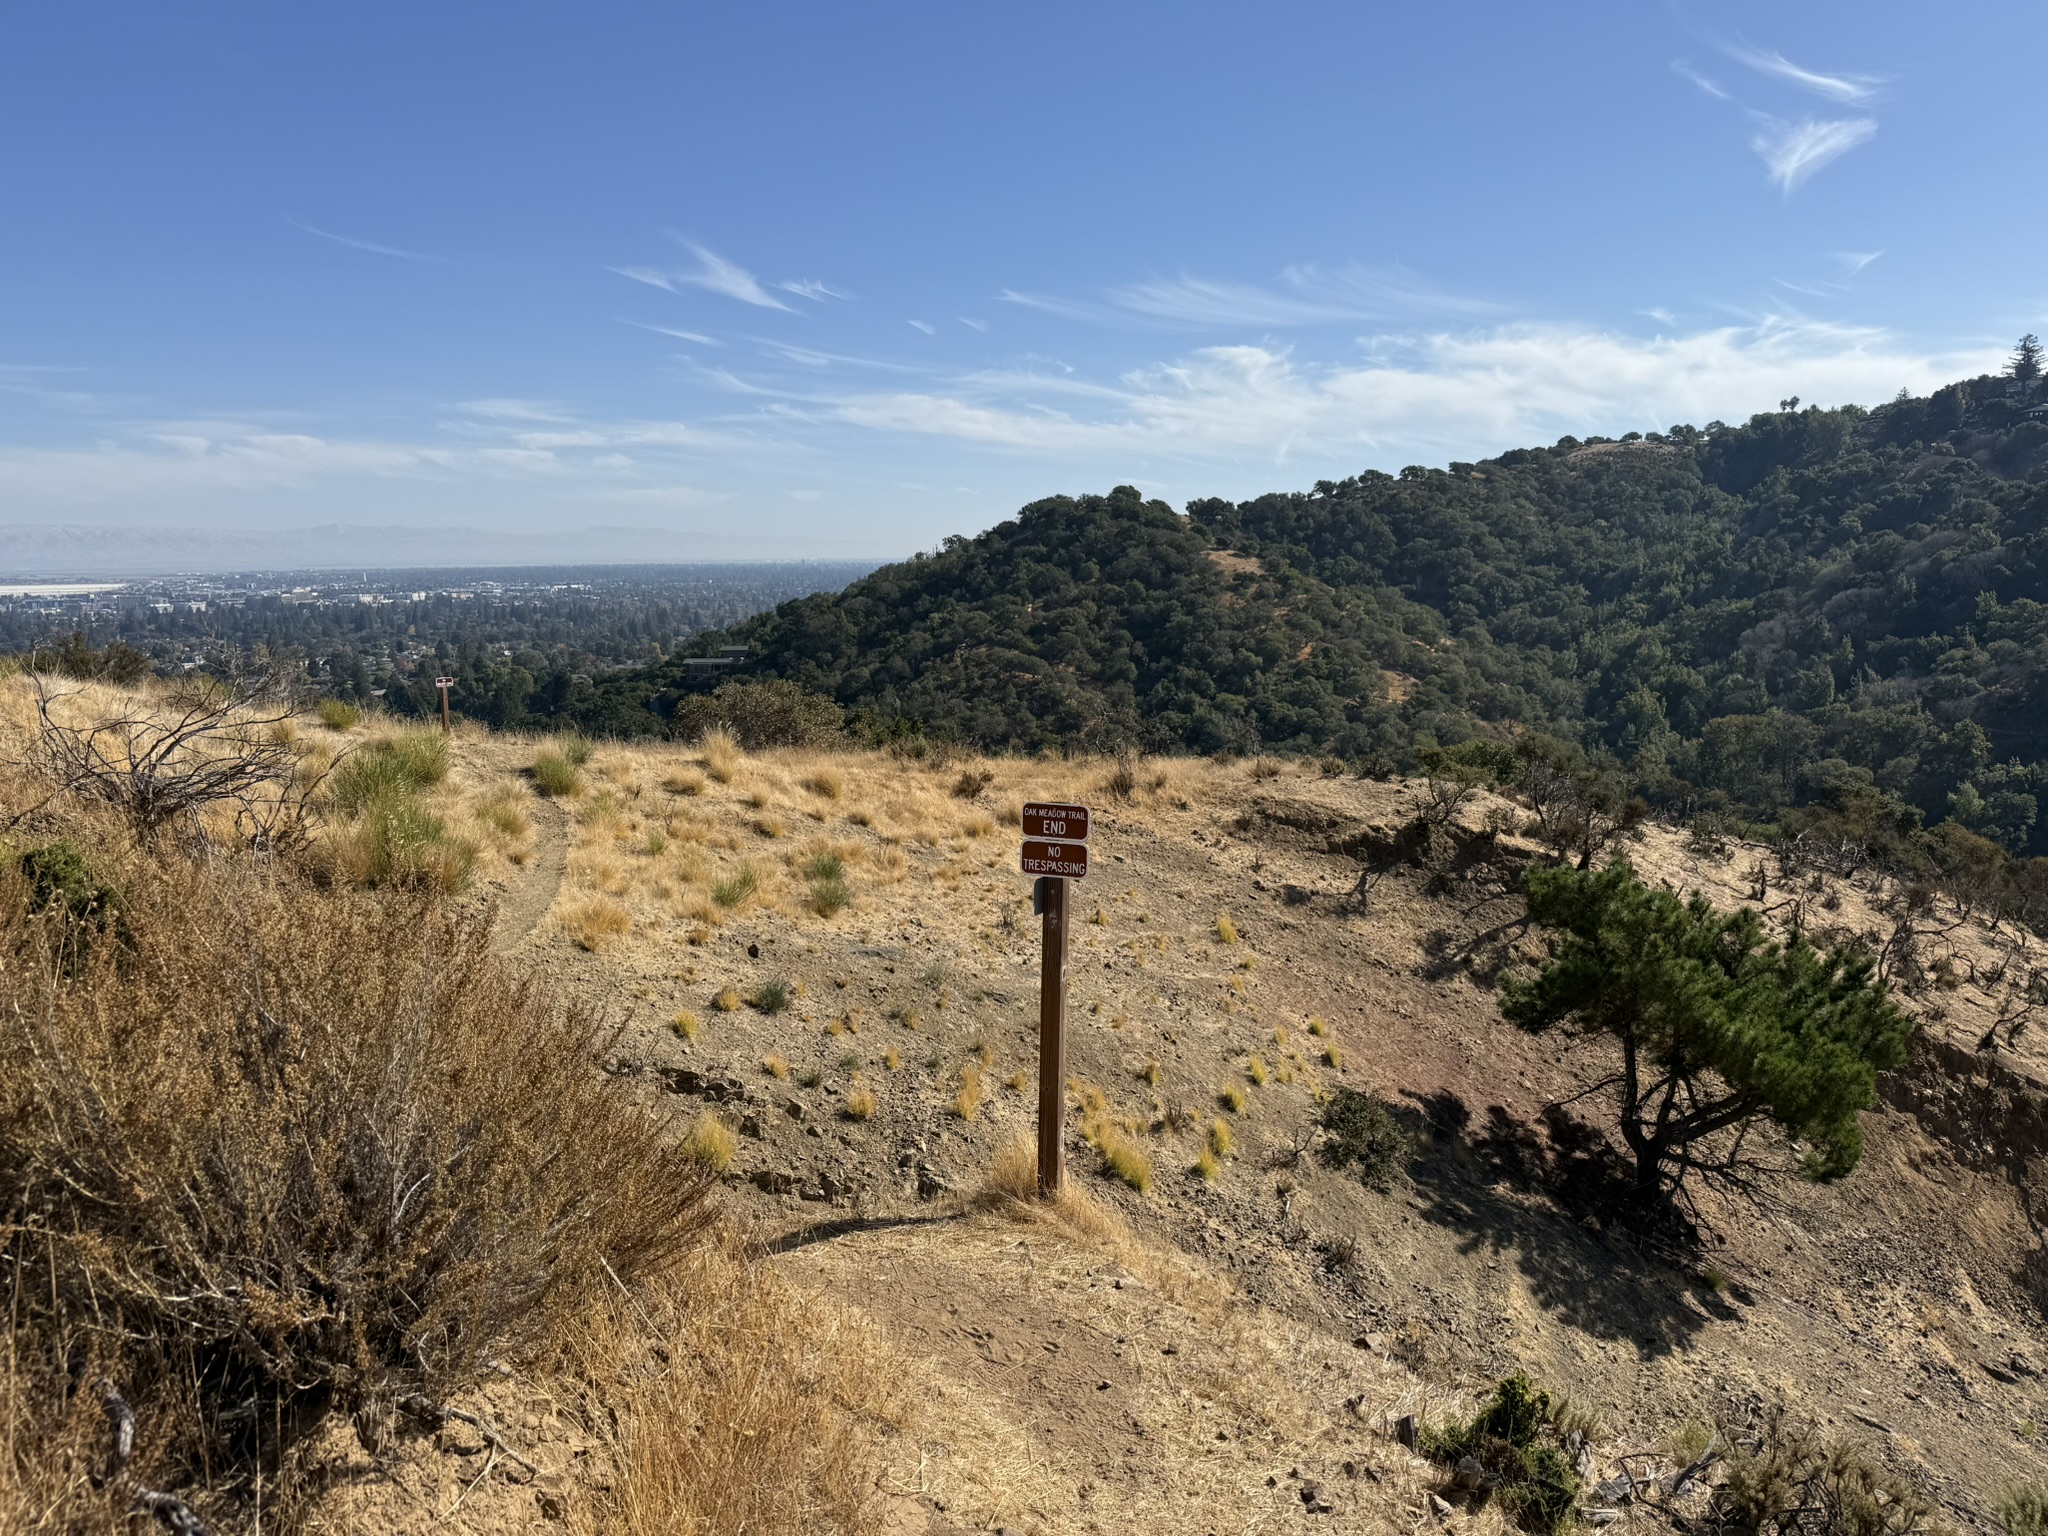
[
  {"left": 698, "top": 726, "right": 741, "bottom": 783},
  {"left": 681, "top": 1113, "right": 737, "bottom": 1173},
  {"left": 564, "top": 894, "right": 631, "bottom": 950},
  {"left": 763, "top": 1051, "right": 791, "bottom": 1079},
  {"left": 1214, "top": 914, "right": 1238, "bottom": 944},
  {"left": 952, "top": 1063, "right": 985, "bottom": 1119},
  {"left": 844, "top": 1086, "right": 877, "bottom": 1120},
  {"left": 564, "top": 1233, "right": 904, "bottom": 1536}
]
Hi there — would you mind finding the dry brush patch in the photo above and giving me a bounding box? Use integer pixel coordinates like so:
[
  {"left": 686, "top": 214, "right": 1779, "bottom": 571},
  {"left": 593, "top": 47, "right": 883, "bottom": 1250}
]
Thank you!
[
  {"left": 0, "top": 844, "right": 715, "bottom": 1531},
  {"left": 563, "top": 1233, "right": 907, "bottom": 1536}
]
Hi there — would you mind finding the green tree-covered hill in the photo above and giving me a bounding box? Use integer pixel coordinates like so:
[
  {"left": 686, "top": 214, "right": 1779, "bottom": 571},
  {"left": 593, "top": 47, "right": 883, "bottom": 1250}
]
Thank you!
[{"left": 610, "top": 366, "right": 2048, "bottom": 857}]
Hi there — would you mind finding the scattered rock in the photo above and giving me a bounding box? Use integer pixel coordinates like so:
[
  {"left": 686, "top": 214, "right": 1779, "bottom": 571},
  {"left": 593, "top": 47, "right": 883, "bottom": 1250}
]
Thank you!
[
  {"left": 534, "top": 1477, "right": 570, "bottom": 1522},
  {"left": 784, "top": 1097, "right": 806, "bottom": 1121},
  {"left": 1452, "top": 1455, "right": 1498, "bottom": 1494},
  {"left": 1594, "top": 1476, "right": 1634, "bottom": 1504},
  {"left": 1428, "top": 1493, "right": 1456, "bottom": 1520},
  {"left": 1300, "top": 1479, "right": 1334, "bottom": 1513},
  {"left": 739, "top": 1114, "right": 763, "bottom": 1139},
  {"left": 750, "top": 1168, "right": 795, "bottom": 1195},
  {"left": 1586, "top": 1509, "right": 1622, "bottom": 1527},
  {"left": 1395, "top": 1414, "right": 1418, "bottom": 1450}
]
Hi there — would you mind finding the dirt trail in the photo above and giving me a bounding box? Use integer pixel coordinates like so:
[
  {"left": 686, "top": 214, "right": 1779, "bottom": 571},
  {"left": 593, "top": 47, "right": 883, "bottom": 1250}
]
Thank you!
[
  {"left": 780, "top": 1207, "right": 1438, "bottom": 1535},
  {"left": 488, "top": 796, "right": 568, "bottom": 951}
]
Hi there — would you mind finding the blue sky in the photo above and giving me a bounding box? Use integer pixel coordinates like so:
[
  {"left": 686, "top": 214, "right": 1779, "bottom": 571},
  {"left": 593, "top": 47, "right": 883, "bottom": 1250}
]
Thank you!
[{"left": 1, "top": 2, "right": 2040, "bottom": 558}]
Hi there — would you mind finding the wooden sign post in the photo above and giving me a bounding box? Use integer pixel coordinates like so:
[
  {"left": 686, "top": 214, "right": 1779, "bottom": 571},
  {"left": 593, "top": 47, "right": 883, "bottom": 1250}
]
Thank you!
[
  {"left": 1022, "top": 802, "right": 1090, "bottom": 1197},
  {"left": 434, "top": 676, "right": 456, "bottom": 733}
]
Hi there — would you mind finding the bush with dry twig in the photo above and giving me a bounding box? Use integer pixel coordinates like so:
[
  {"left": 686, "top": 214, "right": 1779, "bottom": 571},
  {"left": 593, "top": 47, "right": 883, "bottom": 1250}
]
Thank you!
[{"left": 0, "top": 843, "right": 715, "bottom": 1531}]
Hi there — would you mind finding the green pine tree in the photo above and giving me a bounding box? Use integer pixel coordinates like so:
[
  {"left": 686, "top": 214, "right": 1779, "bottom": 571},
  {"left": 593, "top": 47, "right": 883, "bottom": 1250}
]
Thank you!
[
  {"left": 1502, "top": 861, "right": 1911, "bottom": 1202},
  {"left": 2011, "top": 333, "right": 2044, "bottom": 390}
]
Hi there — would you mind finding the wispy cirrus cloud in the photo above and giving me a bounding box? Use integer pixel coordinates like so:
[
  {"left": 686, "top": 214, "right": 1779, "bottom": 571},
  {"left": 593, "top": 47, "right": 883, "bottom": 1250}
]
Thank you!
[
  {"left": 1673, "top": 40, "right": 1887, "bottom": 194},
  {"left": 1834, "top": 251, "right": 1884, "bottom": 277},
  {"left": 456, "top": 398, "right": 576, "bottom": 422},
  {"left": 285, "top": 216, "right": 441, "bottom": 262},
  {"left": 1751, "top": 116, "right": 1878, "bottom": 194},
  {"left": 778, "top": 278, "right": 848, "bottom": 302},
  {"left": 1671, "top": 60, "right": 1730, "bottom": 100},
  {"left": 613, "top": 240, "right": 795, "bottom": 310},
  {"left": 1726, "top": 42, "right": 1884, "bottom": 106},
  {"left": 622, "top": 319, "right": 722, "bottom": 345},
  {"left": 1002, "top": 264, "right": 1499, "bottom": 333}
]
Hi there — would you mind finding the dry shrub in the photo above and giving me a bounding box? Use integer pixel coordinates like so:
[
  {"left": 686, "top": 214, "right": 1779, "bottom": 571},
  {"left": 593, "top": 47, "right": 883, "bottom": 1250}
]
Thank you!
[
  {"left": 0, "top": 850, "right": 714, "bottom": 1528},
  {"left": 567, "top": 1232, "right": 901, "bottom": 1536},
  {"left": 802, "top": 767, "right": 845, "bottom": 801}
]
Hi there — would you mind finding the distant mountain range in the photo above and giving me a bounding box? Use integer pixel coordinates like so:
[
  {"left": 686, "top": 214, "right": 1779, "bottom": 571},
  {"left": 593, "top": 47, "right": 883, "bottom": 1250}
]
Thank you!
[{"left": 0, "top": 523, "right": 885, "bottom": 577}]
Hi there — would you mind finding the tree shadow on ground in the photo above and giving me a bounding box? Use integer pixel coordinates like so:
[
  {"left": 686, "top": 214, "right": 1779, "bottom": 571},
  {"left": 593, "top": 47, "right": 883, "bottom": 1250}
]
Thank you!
[{"left": 1390, "top": 1090, "right": 1744, "bottom": 1357}]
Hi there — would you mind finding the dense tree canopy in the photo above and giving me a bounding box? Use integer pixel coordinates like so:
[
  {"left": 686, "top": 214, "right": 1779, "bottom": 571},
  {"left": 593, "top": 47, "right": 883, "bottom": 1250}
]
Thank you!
[{"left": 630, "top": 368, "right": 2048, "bottom": 884}]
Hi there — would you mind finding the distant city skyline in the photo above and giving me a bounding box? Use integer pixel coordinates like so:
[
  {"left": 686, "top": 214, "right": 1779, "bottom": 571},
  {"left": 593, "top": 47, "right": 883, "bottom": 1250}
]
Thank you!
[{"left": 2, "top": 1, "right": 2039, "bottom": 558}]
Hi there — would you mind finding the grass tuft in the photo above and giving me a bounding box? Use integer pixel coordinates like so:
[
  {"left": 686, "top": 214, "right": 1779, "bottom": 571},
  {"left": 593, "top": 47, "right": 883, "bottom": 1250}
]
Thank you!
[
  {"left": 1208, "top": 1117, "right": 1234, "bottom": 1158},
  {"left": 1215, "top": 914, "right": 1237, "bottom": 944},
  {"left": 763, "top": 1052, "right": 791, "bottom": 1079},
  {"left": 751, "top": 977, "right": 793, "bottom": 1015},
  {"left": 681, "top": 1114, "right": 736, "bottom": 1173},
  {"left": 711, "top": 863, "right": 760, "bottom": 908},
  {"left": 843, "top": 1087, "right": 876, "bottom": 1120},
  {"left": 314, "top": 697, "right": 359, "bottom": 731},
  {"left": 1218, "top": 1083, "right": 1246, "bottom": 1113},
  {"left": 712, "top": 985, "right": 743, "bottom": 1013},
  {"left": 566, "top": 896, "right": 631, "bottom": 951},
  {"left": 531, "top": 748, "right": 583, "bottom": 797},
  {"left": 951, "top": 1064, "right": 985, "bottom": 1120},
  {"left": 700, "top": 726, "right": 741, "bottom": 783},
  {"left": 672, "top": 1010, "right": 701, "bottom": 1041}
]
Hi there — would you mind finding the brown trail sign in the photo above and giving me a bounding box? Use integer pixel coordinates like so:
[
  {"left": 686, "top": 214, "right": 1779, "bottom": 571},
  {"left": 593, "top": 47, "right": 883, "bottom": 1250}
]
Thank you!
[{"left": 1023, "top": 803, "right": 1090, "bottom": 1197}]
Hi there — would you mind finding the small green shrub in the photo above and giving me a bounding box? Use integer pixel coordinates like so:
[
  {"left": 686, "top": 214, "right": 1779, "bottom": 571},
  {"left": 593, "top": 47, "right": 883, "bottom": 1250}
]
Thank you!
[
  {"left": 348, "top": 798, "right": 477, "bottom": 890},
  {"left": 556, "top": 731, "right": 594, "bottom": 767},
  {"left": 809, "top": 874, "right": 850, "bottom": 916},
  {"left": 314, "top": 698, "right": 360, "bottom": 731},
  {"left": 1320, "top": 1087, "right": 1407, "bottom": 1190},
  {"left": 328, "top": 732, "right": 450, "bottom": 814},
  {"left": 1713, "top": 1404, "right": 1945, "bottom": 1536},
  {"left": 2000, "top": 1484, "right": 2048, "bottom": 1536},
  {"left": 712, "top": 865, "right": 760, "bottom": 908},
  {"left": 530, "top": 749, "right": 582, "bottom": 798},
  {"left": 18, "top": 839, "right": 121, "bottom": 928},
  {"left": 751, "top": 977, "right": 793, "bottom": 1015},
  {"left": 1422, "top": 1374, "right": 1579, "bottom": 1536},
  {"left": 804, "top": 851, "right": 846, "bottom": 882}
]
